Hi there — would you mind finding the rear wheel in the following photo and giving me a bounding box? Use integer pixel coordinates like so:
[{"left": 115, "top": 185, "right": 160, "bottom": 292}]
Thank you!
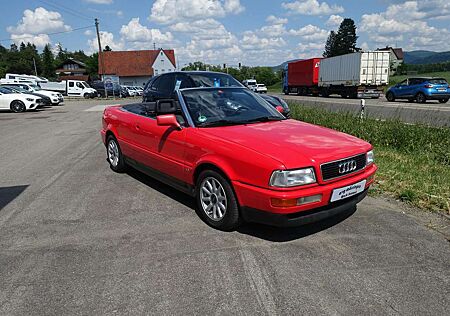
[
  {"left": 416, "top": 93, "right": 426, "bottom": 104},
  {"left": 195, "top": 170, "right": 241, "bottom": 231},
  {"left": 10, "top": 100, "right": 26, "bottom": 113},
  {"left": 386, "top": 92, "right": 395, "bottom": 102},
  {"left": 106, "top": 136, "right": 126, "bottom": 172},
  {"left": 439, "top": 98, "right": 449, "bottom": 104}
]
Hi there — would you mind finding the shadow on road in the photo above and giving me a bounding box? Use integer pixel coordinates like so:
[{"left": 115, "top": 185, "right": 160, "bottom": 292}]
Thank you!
[
  {"left": 0, "top": 185, "right": 29, "bottom": 211},
  {"left": 126, "top": 167, "right": 355, "bottom": 241}
]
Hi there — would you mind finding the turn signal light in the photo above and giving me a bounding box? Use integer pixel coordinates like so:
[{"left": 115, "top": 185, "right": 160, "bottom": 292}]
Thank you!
[{"left": 271, "top": 194, "right": 322, "bottom": 207}]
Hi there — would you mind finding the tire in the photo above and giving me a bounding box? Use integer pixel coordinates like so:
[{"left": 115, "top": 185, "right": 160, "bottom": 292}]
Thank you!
[
  {"left": 439, "top": 98, "right": 449, "bottom": 104},
  {"left": 10, "top": 100, "right": 26, "bottom": 113},
  {"left": 195, "top": 170, "right": 241, "bottom": 231},
  {"left": 83, "top": 93, "right": 90, "bottom": 99},
  {"left": 106, "top": 135, "right": 126, "bottom": 172},
  {"left": 386, "top": 92, "right": 395, "bottom": 102},
  {"left": 416, "top": 93, "right": 426, "bottom": 104}
]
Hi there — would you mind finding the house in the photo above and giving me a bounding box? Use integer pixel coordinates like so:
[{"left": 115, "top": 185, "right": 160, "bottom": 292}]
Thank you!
[
  {"left": 376, "top": 46, "right": 404, "bottom": 74},
  {"left": 56, "top": 58, "right": 89, "bottom": 81},
  {"left": 98, "top": 49, "right": 177, "bottom": 86}
]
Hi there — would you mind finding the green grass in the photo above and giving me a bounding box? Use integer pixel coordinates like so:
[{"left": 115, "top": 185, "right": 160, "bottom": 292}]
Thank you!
[
  {"left": 289, "top": 103, "right": 450, "bottom": 214},
  {"left": 267, "top": 81, "right": 282, "bottom": 93}
]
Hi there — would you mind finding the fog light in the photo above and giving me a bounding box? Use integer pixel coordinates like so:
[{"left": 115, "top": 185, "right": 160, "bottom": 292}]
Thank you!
[
  {"left": 297, "top": 194, "right": 322, "bottom": 205},
  {"left": 271, "top": 198, "right": 297, "bottom": 207}
]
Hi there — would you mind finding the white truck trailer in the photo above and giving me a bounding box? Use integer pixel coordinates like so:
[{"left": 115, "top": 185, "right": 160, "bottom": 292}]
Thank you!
[{"left": 318, "top": 51, "right": 390, "bottom": 98}]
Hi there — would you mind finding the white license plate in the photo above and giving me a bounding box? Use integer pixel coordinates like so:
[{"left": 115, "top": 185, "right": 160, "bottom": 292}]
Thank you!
[
  {"left": 436, "top": 88, "right": 446, "bottom": 91},
  {"left": 330, "top": 180, "right": 367, "bottom": 202}
]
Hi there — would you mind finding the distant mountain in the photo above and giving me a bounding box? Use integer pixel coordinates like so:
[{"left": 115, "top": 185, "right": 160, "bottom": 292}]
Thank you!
[
  {"left": 404, "top": 50, "right": 450, "bottom": 64},
  {"left": 271, "top": 59, "right": 303, "bottom": 72}
]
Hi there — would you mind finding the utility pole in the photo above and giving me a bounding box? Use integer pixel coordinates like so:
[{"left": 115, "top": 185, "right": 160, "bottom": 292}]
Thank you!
[
  {"left": 32, "top": 57, "right": 38, "bottom": 76},
  {"left": 95, "top": 18, "right": 104, "bottom": 81}
]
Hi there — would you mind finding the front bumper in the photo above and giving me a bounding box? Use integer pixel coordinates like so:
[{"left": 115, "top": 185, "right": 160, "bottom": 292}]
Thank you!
[{"left": 233, "top": 164, "right": 377, "bottom": 226}]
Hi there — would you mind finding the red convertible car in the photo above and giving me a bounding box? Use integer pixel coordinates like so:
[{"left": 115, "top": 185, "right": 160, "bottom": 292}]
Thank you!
[{"left": 101, "top": 83, "right": 376, "bottom": 230}]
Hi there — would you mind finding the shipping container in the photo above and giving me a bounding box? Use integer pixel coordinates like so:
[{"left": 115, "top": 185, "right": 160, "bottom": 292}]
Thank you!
[
  {"left": 318, "top": 51, "right": 390, "bottom": 98},
  {"left": 283, "top": 58, "right": 321, "bottom": 96}
]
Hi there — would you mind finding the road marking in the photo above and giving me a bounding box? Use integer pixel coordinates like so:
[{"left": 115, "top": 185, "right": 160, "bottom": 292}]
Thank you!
[{"left": 85, "top": 104, "right": 120, "bottom": 112}]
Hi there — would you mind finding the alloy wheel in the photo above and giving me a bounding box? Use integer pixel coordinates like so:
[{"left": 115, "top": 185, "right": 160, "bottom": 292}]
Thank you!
[
  {"left": 108, "top": 140, "right": 119, "bottom": 167},
  {"left": 200, "top": 177, "right": 227, "bottom": 221}
]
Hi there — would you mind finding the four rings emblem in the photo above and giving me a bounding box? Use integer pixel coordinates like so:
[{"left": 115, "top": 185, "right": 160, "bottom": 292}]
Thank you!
[{"left": 338, "top": 160, "right": 357, "bottom": 174}]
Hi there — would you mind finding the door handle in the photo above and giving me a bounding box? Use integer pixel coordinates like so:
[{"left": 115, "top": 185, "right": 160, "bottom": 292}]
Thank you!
[{"left": 135, "top": 124, "right": 140, "bottom": 130}]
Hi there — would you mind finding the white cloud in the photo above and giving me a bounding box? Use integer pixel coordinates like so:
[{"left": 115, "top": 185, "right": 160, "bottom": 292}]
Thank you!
[
  {"left": 87, "top": 31, "right": 124, "bottom": 53},
  {"left": 149, "top": 0, "right": 244, "bottom": 24},
  {"left": 10, "top": 33, "right": 51, "bottom": 48},
  {"left": 326, "top": 14, "right": 343, "bottom": 28},
  {"left": 7, "top": 7, "right": 71, "bottom": 35},
  {"left": 84, "top": 30, "right": 93, "bottom": 36},
  {"left": 116, "top": 10, "right": 124, "bottom": 18},
  {"left": 120, "top": 18, "right": 174, "bottom": 45},
  {"left": 84, "top": 0, "right": 113, "bottom": 4},
  {"left": 266, "top": 15, "right": 288, "bottom": 25},
  {"left": 289, "top": 24, "right": 328, "bottom": 41},
  {"left": 282, "top": 0, "right": 344, "bottom": 16},
  {"left": 241, "top": 32, "right": 287, "bottom": 50},
  {"left": 360, "top": 1, "right": 450, "bottom": 50}
]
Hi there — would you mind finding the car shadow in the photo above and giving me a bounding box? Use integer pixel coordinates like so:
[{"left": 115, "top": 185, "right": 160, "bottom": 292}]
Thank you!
[
  {"left": 125, "top": 167, "right": 356, "bottom": 242},
  {"left": 0, "top": 185, "right": 29, "bottom": 211}
]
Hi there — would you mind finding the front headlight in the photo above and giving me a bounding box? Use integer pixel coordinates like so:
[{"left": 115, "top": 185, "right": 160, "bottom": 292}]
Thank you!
[
  {"left": 366, "top": 150, "right": 374, "bottom": 165},
  {"left": 270, "top": 168, "right": 316, "bottom": 187},
  {"left": 26, "top": 98, "right": 34, "bottom": 101}
]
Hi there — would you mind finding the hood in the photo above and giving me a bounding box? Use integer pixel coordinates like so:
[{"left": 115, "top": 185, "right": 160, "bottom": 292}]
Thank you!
[{"left": 202, "top": 119, "right": 371, "bottom": 169}]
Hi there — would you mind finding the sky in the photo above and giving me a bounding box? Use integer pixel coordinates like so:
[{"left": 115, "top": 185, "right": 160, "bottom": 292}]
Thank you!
[{"left": 1, "top": 0, "right": 450, "bottom": 67}]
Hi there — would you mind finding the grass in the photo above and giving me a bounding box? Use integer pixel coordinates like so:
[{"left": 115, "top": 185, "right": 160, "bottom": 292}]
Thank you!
[
  {"left": 288, "top": 103, "right": 450, "bottom": 214},
  {"left": 267, "top": 81, "right": 282, "bottom": 93},
  {"left": 389, "top": 71, "right": 450, "bottom": 87}
]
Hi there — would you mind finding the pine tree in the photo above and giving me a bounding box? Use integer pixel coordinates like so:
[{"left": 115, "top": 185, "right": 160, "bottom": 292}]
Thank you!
[
  {"left": 42, "top": 44, "right": 55, "bottom": 79},
  {"left": 103, "top": 45, "right": 112, "bottom": 51},
  {"left": 334, "top": 18, "right": 359, "bottom": 56},
  {"left": 323, "top": 31, "right": 337, "bottom": 57}
]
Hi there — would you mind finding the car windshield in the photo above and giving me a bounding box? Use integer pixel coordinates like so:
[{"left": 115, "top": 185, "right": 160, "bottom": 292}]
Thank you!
[
  {"left": 189, "top": 73, "right": 243, "bottom": 88},
  {"left": 428, "top": 79, "right": 448, "bottom": 85},
  {"left": 30, "top": 84, "right": 40, "bottom": 91},
  {"left": 181, "top": 88, "right": 285, "bottom": 127},
  {"left": 82, "top": 82, "right": 90, "bottom": 88}
]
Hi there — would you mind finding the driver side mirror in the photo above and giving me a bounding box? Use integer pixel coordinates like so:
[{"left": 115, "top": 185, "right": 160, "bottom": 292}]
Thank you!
[{"left": 157, "top": 114, "right": 181, "bottom": 130}]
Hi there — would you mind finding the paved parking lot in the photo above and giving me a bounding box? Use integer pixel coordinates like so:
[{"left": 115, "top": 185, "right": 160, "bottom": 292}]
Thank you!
[{"left": 1, "top": 100, "right": 449, "bottom": 315}]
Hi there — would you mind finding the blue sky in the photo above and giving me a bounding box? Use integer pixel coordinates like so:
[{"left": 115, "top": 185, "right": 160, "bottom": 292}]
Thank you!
[{"left": 1, "top": 0, "right": 450, "bottom": 66}]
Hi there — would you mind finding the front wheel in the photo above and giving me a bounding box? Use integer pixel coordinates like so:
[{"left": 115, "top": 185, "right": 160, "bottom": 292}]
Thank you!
[
  {"left": 195, "top": 170, "right": 241, "bottom": 231},
  {"left": 416, "top": 93, "right": 426, "bottom": 104},
  {"left": 10, "top": 100, "right": 26, "bottom": 113},
  {"left": 386, "top": 92, "right": 395, "bottom": 102},
  {"left": 106, "top": 136, "right": 126, "bottom": 172},
  {"left": 439, "top": 98, "right": 449, "bottom": 104}
]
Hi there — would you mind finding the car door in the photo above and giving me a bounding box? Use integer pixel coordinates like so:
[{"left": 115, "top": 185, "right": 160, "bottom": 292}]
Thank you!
[
  {"left": 0, "top": 93, "right": 8, "bottom": 109},
  {"left": 395, "top": 79, "right": 409, "bottom": 98},
  {"left": 405, "top": 78, "right": 422, "bottom": 97}
]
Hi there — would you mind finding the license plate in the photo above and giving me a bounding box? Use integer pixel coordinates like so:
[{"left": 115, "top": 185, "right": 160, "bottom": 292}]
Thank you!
[
  {"left": 330, "top": 180, "right": 367, "bottom": 202},
  {"left": 436, "top": 88, "right": 446, "bottom": 91}
]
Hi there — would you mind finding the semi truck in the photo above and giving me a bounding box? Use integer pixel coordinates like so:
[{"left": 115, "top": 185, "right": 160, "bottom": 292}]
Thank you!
[
  {"left": 283, "top": 51, "right": 390, "bottom": 99},
  {"left": 40, "top": 80, "right": 97, "bottom": 98}
]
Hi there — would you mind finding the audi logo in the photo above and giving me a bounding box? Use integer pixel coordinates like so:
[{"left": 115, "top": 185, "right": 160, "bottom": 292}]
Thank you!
[{"left": 338, "top": 160, "right": 357, "bottom": 174}]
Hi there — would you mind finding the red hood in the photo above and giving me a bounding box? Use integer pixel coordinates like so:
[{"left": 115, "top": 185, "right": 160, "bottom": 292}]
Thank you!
[{"left": 201, "top": 119, "right": 371, "bottom": 169}]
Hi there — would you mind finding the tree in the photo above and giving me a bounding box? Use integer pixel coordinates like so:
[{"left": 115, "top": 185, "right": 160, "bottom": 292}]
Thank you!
[
  {"left": 334, "top": 18, "right": 360, "bottom": 56},
  {"left": 85, "top": 52, "right": 99, "bottom": 80},
  {"left": 323, "top": 18, "right": 360, "bottom": 57},
  {"left": 41, "top": 44, "right": 55, "bottom": 79},
  {"left": 103, "top": 45, "right": 112, "bottom": 52},
  {"left": 323, "top": 31, "right": 337, "bottom": 57}
]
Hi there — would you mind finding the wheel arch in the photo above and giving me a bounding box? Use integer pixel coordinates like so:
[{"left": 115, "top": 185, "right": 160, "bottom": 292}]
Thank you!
[{"left": 193, "top": 162, "right": 232, "bottom": 185}]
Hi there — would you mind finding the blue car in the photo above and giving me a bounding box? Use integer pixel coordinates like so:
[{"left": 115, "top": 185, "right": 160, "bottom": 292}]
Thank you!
[{"left": 386, "top": 77, "right": 449, "bottom": 104}]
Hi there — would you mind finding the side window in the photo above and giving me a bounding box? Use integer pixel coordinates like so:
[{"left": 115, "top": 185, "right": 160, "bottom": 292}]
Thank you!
[
  {"left": 175, "top": 73, "right": 192, "bottom": 89},
  {"left": 399, "top": 80, "right": 408, "bottom": 86},
  {"left": 76, "top": 82, "right": 83, "bottom": 88},
  {"left": 157, "top": 73, "right": 176, "bottom": 95},
  {"left": 151, "top": 77, "right": 161, "bottom": 91},
  {"left": 69, "top": 82, "right": 74, "bottom": 87}
]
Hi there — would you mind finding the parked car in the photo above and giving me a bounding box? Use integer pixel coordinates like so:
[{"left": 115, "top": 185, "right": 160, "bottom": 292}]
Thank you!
[
  {"left": 91, "top": 81, "right": 121, "bottom": 98},
  {"left": 133, "top": 86, "right": 144, "bottom": 96},
  {"left": 252, "top": 83, "right": 268, "bottom": 93},
  {"left": 1, "top": 82, "right": 63, "bottom": 105},
  {"left": 120, "top": 85, "right": 130, "bottom": 98},
  {"left": 386, "top": 77, "right": 449, "bottom": 103},
  {"left": 0, "top": 85, "right": 51, "bottom": 107},
  {"left": 101, "top": 79, "right": 377, "bottom": 230},
  {"left": 122, "top": 86, "right": 136, "bottom": 97},
  {"left": 143, "top": 71, "right": 243, "bottom": 102},
  {"left": 260, "top": 94, "right": 291, "bottom": 117},
  {"left": 0, "top": 86, "right": 43, "bottom": 112}
]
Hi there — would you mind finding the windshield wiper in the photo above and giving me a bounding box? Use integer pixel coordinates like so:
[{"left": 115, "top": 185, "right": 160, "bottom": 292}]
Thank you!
[
  {"left": 238, "top": 116, "right": 285, "bottom": 124},
  {"left": 197, "top": 119, "right": 239, "bottom": 127}
]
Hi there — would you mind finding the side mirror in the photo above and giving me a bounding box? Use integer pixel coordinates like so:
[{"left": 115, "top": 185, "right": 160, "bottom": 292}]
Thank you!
[
  {"left": 157, "top": 114, "right": 181, "bottom": 130},
  {"left": 156, "top": 99, "right": 177, "bottom": 115}
]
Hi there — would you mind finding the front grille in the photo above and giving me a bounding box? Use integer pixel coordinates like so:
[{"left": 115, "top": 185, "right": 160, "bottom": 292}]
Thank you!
[{"left": 321, "top": 153, "right": 366, "bottom": 181}]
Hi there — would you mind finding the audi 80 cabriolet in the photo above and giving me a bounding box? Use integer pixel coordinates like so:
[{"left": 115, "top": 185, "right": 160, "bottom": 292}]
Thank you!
[{"left": 101, "top": 73, "right": 376, "bottom": 230}]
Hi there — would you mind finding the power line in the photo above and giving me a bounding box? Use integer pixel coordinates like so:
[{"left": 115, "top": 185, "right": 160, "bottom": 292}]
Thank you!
[
  {"left": 37, "top": 0, "right": 93, "bottom": 22},
  {"left": 0, "top": 25, "right": 94, "bottom": 43}
]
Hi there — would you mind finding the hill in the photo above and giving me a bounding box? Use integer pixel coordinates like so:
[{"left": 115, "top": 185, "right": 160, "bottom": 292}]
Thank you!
[{"left": 404, "top": 50, "right": 450, "bottom": 64}]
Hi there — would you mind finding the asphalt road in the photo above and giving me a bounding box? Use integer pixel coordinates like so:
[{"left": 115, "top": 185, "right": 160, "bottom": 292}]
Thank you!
[
  {"left": 1, "top": 100, "right": 449, "bottom": 315},
  {"left": 277, "top": 94, "right": 450, "bottom": 127}
]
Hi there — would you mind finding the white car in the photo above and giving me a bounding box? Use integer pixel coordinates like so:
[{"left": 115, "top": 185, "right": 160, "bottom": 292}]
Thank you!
[
  {"left": 253, "top": 84, "right": 268, "bottom": 93},
  {"left": 5, "top": 83, "right": 64, "bottom": 105},
  {"left": 133, "top": 86, "right": 144, "bottom": 96},
  {"left": 0, "top": 87, "right": 43, "bottom": 112},
  {"left": 125, "top": 86, "right": 137, "bottom": 97}
]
